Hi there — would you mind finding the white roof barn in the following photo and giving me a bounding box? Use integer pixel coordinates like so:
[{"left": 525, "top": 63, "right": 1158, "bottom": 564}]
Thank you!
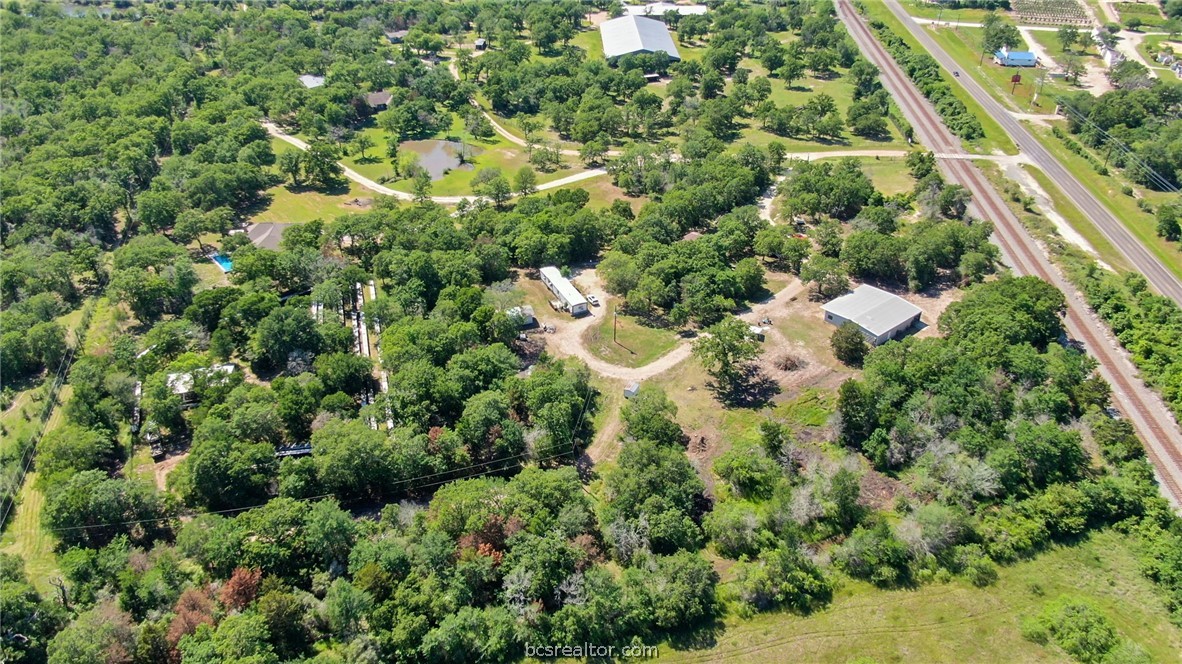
[
  {"left": 599, "top": 15, "right": 681, "bottom": 61},
  {"left": 821, "top": 285, "right": 922, "bottom": 346}
]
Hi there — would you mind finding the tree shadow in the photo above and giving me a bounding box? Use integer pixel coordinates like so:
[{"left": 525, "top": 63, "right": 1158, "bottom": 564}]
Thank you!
[{"left": 708, "top": 364, "right": 781, "bottom": 408}]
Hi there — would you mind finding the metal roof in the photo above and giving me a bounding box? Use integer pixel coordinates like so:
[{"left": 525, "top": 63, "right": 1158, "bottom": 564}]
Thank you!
[
  {"left": 540, "top": 266, "right": 587, "bottom": 308},
  {"left": 821, "top": 285, "right": 922, "bottom": 337},
  {"left": 299, "top": 74, "right": 325, "bottom": 88},
  {"left": 600, "top": 15, "right": 681, "bottom": 60}
]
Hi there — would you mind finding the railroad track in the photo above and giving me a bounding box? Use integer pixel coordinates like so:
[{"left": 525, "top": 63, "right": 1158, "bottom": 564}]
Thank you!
[{"left": 835, "top": 0, "right": 1182, "bottom": 506}]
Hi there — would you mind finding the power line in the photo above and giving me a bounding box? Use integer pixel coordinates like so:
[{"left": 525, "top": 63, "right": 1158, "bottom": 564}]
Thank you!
[
  {"left": 1053, "top": 97, "right": 1180, "bottom": 194},
  {"left": 37, "top": 365, "right": 597, "bottom": 534}
]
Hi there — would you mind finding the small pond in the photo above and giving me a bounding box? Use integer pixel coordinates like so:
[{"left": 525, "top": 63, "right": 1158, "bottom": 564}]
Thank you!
[{"left": 401, "top": 140, "right": 484, "bottom": 180}]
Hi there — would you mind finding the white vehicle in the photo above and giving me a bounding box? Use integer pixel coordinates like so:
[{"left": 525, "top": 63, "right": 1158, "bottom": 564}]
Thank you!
[{"left": 587, "top": 294, "right": 601, "bottom": 307}]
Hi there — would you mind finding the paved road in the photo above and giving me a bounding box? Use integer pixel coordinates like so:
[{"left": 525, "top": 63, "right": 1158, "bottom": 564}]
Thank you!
[
  {"left": 884, "top": 0, "right": 1182, "bottom": 306},
  {"left": 837, "top": 0, "right": 1182, "bottom": 506}
]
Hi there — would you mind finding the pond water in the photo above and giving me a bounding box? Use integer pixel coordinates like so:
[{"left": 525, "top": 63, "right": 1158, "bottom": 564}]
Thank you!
[{"left": 401, "top": 140, "right": 483, "bottom": 180}]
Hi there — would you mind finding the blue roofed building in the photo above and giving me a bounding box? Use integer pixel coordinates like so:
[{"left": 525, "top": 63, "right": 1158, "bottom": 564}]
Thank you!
[
  {"left": 993, "top": 47, "right": 1038, "bottom": 67},
  {"left": 600, "top": 15, "right": 681, "bottom": 62}
]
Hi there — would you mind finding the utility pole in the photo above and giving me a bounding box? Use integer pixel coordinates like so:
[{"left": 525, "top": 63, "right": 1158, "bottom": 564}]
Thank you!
[{"left": 613, "top": 310, "right": 618, "bottom": 343}]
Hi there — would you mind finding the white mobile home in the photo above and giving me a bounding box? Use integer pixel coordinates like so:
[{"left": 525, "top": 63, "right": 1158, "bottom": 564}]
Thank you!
[
  {"left": 539, "top": 266, "right": 588, "bottom": 316},
  {"left": 821, "top": 285, "right": 921, "bottom": 346}
]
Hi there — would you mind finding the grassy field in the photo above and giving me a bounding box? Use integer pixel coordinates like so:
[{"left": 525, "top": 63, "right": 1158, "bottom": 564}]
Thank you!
[
  {"left": 248, "top": 137, "right": 374, "bottom": 224},
  {"left": 926, "top": 25, "right": 1069, "bottom": 115},
  {"left": 1020, "top": 164, "right": 1134, "bottom": 273},
  {"left": 1136, "top": 34, "right": 1182, "bottom": 80},
  {"left": 816, "top": 155, "right": 917, "bottom": 196},
  {"left": 544, "top": 176, "right": 649, "bottom": 213},
  {"left": 0, "top": 473, "right": 59, "bottom": 593},
  {"left": 1025, "top": 122, "right": 1182, "bottom": 282},
  {"left": 581, "top": 302, "right": 682, "bottom": 368},
  {"left": 654, "top": 530, "right": 1182, "bottom": 662},
  {"left": 1113, "top": 2, "right": 1168, "bottom": 27},
  {"left": 338, "top": 115, "right": 577, "bottom": 197},
  {"left": 1, "top": 388, "right": 73, "bottom": 593},
  {"left": 897, "top": 0, "right": 998, "bottom": 23},
  {"left": 1026, "top": 28, "right": 1105, "bottom": 65},
  {"left": 861, "top": 2, "right": 1018, "bottom": 156}
]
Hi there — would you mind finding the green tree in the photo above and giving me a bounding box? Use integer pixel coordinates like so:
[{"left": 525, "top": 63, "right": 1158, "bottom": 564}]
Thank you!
[
  {"left": 693, "top": 316, "right": 762, "bottom": 393},
  {"left": 515, "top": 166, "right": 537, "bottom": 196},
  {"left": 831, "top": 322, "right": 870, "bottom": 367}
]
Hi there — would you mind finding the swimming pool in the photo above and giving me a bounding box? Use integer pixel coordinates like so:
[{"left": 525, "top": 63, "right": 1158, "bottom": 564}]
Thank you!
[{"left": 210, "top": 253, "right": 233, "bottom": 272}]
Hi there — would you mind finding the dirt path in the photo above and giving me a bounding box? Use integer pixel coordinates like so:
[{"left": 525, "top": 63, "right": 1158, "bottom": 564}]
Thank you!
[
  {"left": 544, "top": 271, "right": 809, "bottom": 383},
  {"left": 263, "top": 121, "right": 605, "bottom": 203}
]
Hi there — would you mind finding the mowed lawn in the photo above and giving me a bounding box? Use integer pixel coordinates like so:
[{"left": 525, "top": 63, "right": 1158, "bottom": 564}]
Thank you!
[
  {"left": 250, "top": 137, "right": 374, "bottom": 224},
  {"left": 1025, "top": 122, "right": 1182, "bottom": 282},
  {"left": 1, "top": 387, "right": 73, "bottom": 594},
  {"left": 581, "top": 302, "right": 682, "bottom": 368},
  {"left": 338, "top": 114, "right": 578, "bottom": 197},
  {"left": 654, "top": 530, "right": 1182, "bottom": 663}
]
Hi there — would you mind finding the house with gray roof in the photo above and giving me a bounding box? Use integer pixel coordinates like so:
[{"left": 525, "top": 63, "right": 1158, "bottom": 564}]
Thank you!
[
  {"left": 599, "top": 15, "right": 680, "bottom": 62},
  {"left": 821, "top": 284, "right": 922, "bottom": 345}
]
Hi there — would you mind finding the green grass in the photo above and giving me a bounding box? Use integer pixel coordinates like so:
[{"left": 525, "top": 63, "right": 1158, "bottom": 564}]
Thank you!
[
  {"left": 736, "top": 58, "right": 908, "bottom": 152},
  {"left": 897, "top": 0, "right": 997, "bottom": 23},
  {"left": 777, "top": 388, "right": 836, "bottom": 428},
  {"left": 1113, "top": 2, "right": 1168, "bottom": 27},
  {"left": 581, "top": 302, "right": 682, "bottom": 368},
  {"left": 1136, "top": 34, "right": 1182, "bottom": 80},
  {"left": 819, "top": 155, "right": 916, "bottom": 195},
  {"left": 0, "top": 473, "right": 59, "bottom": 593},
  {"left": 1025, "top": 122, "right": 1182, "bottom": 282},
  {"left": 861, "top": 2, "right": 1018, "bottom": 156},
  {"left": 1026, "top": 28, "right": 1104, "bottom": 65},
  {"left": 338, "top": 115, "right": 577, "bottom": 197},
  {"left": 1021, "top": 164, "right": 1134, "bottom": 273},
  {"left": 654, "top": 530, "right": 1182, "bottom": 662},
  {"left": 926, "top": 25, "right": 1071, "bottom": 115}
]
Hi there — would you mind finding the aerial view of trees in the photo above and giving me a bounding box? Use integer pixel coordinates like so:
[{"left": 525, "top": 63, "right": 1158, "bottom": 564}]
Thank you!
[{"left": 2, "top": 1, "right": 1180, "bottom": 663}]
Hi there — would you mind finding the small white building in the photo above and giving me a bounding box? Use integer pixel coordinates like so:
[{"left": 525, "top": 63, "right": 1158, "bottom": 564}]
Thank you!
[
  {"left": 748, "top": 325, "right": 767, "bottom": 341},
  {"left": 821, "top": 285, "right": 922, "bottom": 346},
  {"left": 540, "top": 266, "right": 588, "bottom": 316},
  {"left": 624, "top": 382, "right": 641, "bottom": 399},
  {"left": 506, "top": 305, "right": 537, "bottom": 328},
  {"left": 166, "top": 364, "right": 237, "bottom": 408},
  {"left": 298, "top": 74, "right": 326, "bottom": 89}
]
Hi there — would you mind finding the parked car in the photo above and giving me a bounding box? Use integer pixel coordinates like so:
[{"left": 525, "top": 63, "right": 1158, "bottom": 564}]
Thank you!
[{"left": 587, "top": 294, "right": 601, "bottom": 307}]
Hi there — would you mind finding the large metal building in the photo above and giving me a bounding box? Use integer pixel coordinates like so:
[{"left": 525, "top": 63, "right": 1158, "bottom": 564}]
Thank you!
[
  {"left": 599, "top": 15, "right": 681, "bottom": 61},
  {"left": 821, "top": 285, "right": 922, "bottom": 346}
]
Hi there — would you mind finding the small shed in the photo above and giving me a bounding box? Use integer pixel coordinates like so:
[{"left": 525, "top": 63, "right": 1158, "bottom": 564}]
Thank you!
[
  {"left": 624, "top": 382, "right": 641, "bottom": 399},
  {"left": 993, "top": 48, "right": 1037, "bottom": 67},
  {"left": 365, "top": 90, "right": 393, "bottom": 110},
  {"left": 506, "top": 305, "right": 537, "bottom": 328},
  {"left": 475, "top": 38, "right": 488, "bottom": 51},
  {"left": 298, "top": 74, "right": 326, "bottom": 89},
  {"left": 821, "top": 285, "right": 922, "bottom": 346},
  {"left": 385, "top": 29, "right": 409, "bottom": 43},
  {"left": 748, "top": 325, "right": 767, "bottom": 341}
]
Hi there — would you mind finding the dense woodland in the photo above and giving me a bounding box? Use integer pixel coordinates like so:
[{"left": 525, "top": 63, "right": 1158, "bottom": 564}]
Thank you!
[{"left": 2, "top": 2, "right": 1182, "bottom": 664}]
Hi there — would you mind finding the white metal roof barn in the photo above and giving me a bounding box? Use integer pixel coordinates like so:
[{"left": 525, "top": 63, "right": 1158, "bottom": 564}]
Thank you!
[
  {"left": 821, "top": 284, "right": 922, "bottom": 345},
  {"left": 599, "top": 15, "right": 681, "bottom": 61}
]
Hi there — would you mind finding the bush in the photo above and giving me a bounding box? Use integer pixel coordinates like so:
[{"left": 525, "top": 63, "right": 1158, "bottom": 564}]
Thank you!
[{"left": 1030, "top": 598, "right": 1121, "bottom": 663}]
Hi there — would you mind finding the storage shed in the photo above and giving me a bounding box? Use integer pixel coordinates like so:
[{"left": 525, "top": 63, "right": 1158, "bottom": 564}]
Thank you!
[
  {"left": 993, "top": 47, "right": 1037, "bottom": 67},
  {"left": 539, "top": 266, "right": 588, "bottom": 316},
  {"left": 821, "top": 285, "right": 922, "bottom": 346}
]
